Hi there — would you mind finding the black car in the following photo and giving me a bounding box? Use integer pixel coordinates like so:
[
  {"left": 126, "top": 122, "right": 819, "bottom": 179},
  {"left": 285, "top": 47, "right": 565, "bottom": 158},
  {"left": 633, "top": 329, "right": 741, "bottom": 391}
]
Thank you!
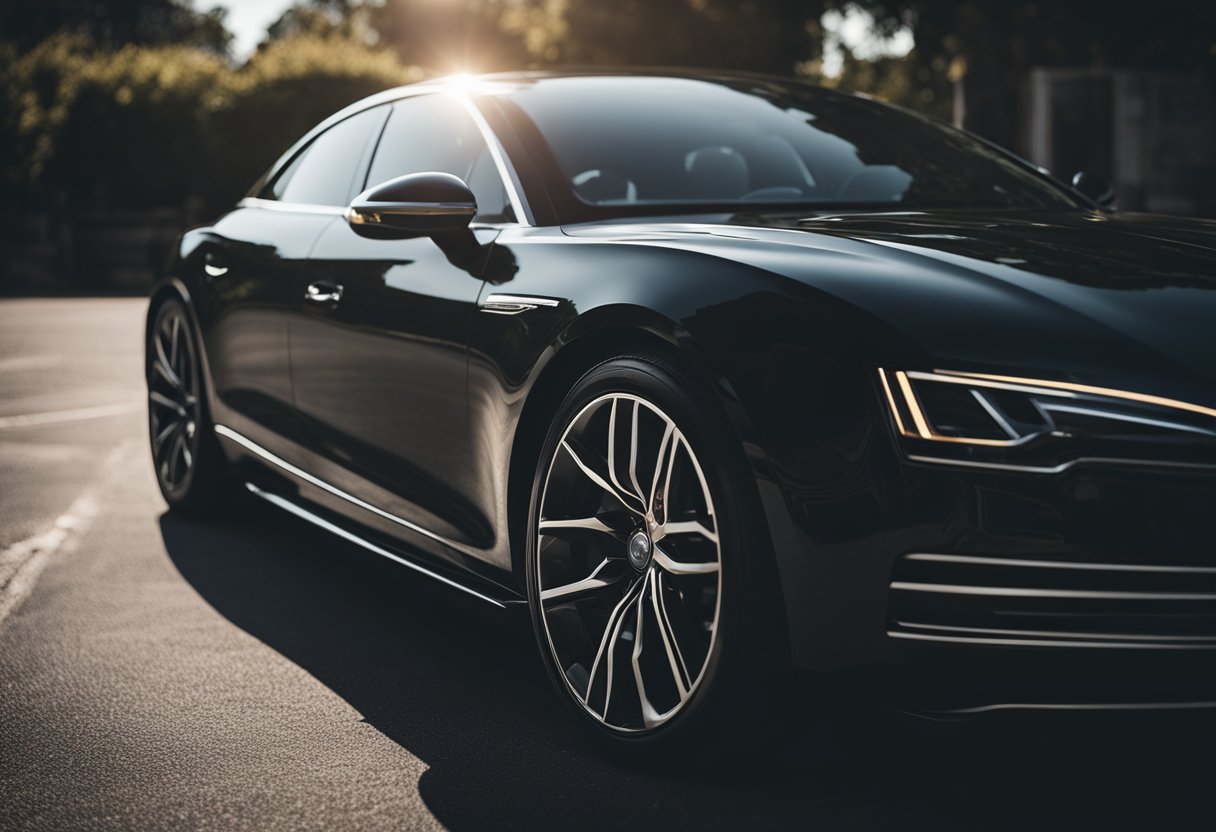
[{"left": 147, "top": 70, "right": 1216, "bottom": 751}]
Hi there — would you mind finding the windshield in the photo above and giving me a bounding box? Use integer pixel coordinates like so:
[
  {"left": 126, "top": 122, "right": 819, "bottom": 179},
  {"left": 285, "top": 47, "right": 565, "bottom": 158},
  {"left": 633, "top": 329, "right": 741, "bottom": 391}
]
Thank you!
[{"left": 502, "top": 76, "right": 1080, "bottom": 219}]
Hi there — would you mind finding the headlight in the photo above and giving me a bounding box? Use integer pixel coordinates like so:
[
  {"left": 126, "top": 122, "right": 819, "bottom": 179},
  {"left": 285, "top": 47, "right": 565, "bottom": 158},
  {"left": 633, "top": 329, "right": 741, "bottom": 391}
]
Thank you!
[{"left": 877, "top": 368, "right": 1216, "bottom": 472}]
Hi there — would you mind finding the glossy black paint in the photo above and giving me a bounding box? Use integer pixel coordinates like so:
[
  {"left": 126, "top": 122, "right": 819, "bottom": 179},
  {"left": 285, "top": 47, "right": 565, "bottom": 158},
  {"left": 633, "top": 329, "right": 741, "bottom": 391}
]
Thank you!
[{"left": 154, "top": 72, "right": 1216, "bottom": 707}]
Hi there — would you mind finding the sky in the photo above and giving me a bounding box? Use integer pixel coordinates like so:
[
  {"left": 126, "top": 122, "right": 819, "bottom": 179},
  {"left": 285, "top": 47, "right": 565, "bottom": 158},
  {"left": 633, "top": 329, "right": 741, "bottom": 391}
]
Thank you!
[
  {"left": 195, "top": 1, "right": 914, "bottom": 72},
  {"left": 194, "top": 0, "right": 296, "bottom": 60}
]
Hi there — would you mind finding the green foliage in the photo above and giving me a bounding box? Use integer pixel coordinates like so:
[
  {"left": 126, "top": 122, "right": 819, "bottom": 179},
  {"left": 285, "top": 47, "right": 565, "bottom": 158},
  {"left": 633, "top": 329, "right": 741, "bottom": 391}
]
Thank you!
[
  {"left": 7, "top": 0, "right": 1212, "bottom": 218},
  {"left": 0, "top": 0, "right": 232, "bottom": 54},
  {"left": 1, "top": 32, "right": 415, "bottom": 215},
  {"left": 7, "top": 34, "right": 231, "bottom": 211},
  {"left": 818, "top": 49, "right": 952, "bottom": 124}
]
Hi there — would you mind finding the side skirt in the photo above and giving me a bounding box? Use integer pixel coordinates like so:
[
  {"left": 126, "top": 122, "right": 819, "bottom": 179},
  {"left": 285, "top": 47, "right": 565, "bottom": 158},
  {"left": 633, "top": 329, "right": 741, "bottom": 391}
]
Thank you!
[{"left": 244, "top": 482, "right": 525, "bottom": 609}]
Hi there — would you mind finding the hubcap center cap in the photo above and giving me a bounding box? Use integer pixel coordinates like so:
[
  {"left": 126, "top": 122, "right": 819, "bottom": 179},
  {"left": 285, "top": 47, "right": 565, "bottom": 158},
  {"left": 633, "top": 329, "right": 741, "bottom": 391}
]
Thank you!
[{"left": 627, "top": 530, "right": 652, "bottom": 571}]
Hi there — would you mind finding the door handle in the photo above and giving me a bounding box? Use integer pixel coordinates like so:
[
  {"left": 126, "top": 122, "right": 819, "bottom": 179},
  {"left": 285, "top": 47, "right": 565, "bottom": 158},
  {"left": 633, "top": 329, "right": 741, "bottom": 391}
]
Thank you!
[{"left": 305, "top": 281, "right": 344, "bottom": 304}]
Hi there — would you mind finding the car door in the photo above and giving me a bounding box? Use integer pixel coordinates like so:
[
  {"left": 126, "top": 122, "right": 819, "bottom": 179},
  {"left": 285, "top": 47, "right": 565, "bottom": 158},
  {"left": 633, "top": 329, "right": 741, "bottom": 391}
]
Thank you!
[
  {"left": 290, "top": 93, "right": 519, "bottom": 565},
  {"left": 200, "top": 104, "right": 388, "bottom": 465}
]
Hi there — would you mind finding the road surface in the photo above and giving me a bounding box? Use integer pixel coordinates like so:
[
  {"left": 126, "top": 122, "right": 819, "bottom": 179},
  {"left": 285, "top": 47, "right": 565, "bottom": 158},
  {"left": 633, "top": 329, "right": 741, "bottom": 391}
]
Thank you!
[{"left": 1, "top": 298, "right": 1214, "bottom": 831}]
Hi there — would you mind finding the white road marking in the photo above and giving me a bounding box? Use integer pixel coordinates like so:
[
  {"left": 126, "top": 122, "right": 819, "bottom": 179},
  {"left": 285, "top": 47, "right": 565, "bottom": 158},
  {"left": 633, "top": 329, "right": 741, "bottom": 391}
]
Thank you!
[
  {"left": 0, "top": 402, "right": 139, "bottom": 430},
  {"left": 0, "top": 442, "right": 127, "bottom": 628}
]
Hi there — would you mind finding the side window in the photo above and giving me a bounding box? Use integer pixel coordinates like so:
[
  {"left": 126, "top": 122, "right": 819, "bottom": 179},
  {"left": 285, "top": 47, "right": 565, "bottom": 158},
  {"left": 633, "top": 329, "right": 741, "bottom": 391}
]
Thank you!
[
  {"left": 366, "top": 95, "right": 514, "bottom": 222},
  {"left": 265, "top": 105, "right": 386, "bottom": 206}
]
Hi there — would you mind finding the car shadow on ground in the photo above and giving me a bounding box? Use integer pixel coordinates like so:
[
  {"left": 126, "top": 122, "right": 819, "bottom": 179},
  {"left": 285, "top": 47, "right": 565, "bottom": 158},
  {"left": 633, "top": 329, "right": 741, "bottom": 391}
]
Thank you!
[{"left": 160, "top": 509, "right": 1216, "bottom": 831}]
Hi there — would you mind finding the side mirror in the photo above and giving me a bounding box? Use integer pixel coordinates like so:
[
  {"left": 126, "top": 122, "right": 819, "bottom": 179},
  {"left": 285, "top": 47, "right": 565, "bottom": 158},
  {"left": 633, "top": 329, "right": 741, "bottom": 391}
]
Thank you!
[
  {"left": 1071, "top": 171, "right": 1115, "bottom": 209},
  {"left": 348, "top": 172, "right": 477, "bottom": 238}
]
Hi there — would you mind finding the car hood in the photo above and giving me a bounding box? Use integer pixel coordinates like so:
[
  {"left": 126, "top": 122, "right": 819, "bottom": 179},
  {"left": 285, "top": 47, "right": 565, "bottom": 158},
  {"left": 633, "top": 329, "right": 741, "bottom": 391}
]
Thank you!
[{"left": 564, "top": 209, "right": 1216, "bottom": 407}]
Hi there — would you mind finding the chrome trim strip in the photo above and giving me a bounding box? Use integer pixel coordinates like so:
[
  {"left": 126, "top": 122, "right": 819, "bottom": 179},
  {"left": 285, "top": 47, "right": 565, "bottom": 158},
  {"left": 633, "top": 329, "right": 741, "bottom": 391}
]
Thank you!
[
  {"left": 894, "top": 620, "right": 1216, "bottom": 643},
  {"left": 214, "top": 424, "right": 481, "bottom": 559},
  {"left": 904, "top": 552, "right": 1216, "bottom": 574},
  {"left": 890, "top": 581, "right": 1216, "bottom": 600},
  {"left": 888, "top": 630, "right": 1216, "bottom": 650},
  {"left": 244, "top": 483, "right": 508, "bottom": 608},
  {"left": 905, "top": 453, "right": 1216, "bottom": 474},
  {"left": 353, "top": 201, "right": 477, "bottom": 217},
  {"left": 238, "top": 197, "right": 345, "bottom": 216},
  {"left": 453, "top": 95, "right": 533, "bottom": 226},
  {"left": 927, "top": 700, "right": 1216, "bottom": 714},
  {"left": 479, "top": 293, "right": 562, "bottom": 315}
]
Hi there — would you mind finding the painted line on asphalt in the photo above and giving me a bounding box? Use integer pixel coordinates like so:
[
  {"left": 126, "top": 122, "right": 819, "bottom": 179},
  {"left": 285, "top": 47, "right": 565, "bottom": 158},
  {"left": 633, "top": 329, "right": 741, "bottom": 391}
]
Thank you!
[
  {"left": 0, "top": 442, "right": 128, "bottom": 629},
  {"left": 0, "top": 402, "right": 139, "bottom": 430}
]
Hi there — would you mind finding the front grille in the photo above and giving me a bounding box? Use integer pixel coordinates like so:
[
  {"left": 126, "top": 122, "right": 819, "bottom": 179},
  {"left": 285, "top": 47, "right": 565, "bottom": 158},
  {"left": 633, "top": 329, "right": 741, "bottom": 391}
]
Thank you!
[{"left": 887, "top": 553, "right": 1216, "bottom": 648}]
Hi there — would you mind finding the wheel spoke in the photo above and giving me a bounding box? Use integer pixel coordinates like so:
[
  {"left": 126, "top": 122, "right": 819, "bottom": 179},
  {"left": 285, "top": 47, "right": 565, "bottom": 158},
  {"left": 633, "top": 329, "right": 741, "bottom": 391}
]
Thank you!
[
  {"left": 631, "top": 578, "right": 664, "bottom": 729},
  {"left": 598, "top": 584, "right": 638, "bottom": 720},
  {"left": 651, "top": 569, "right": 692, "bottom": 693},
  {"left": 627, "top": 400, "right": 646, "bottom": 502},
  {"left": 606, "top": 399, "right": 641, "bottom": 504},
  {"left": 562, "top": 437, "right": 645, "bottom": 515},
  {"left": 152, "top": 420, "right": 179, "bottom": 456},
  {"left": 153, "top": 327, "right": 183, "bottom": 391},
  {"left": 152, "top": 354, "right": 183, "bottom": 393},
  {"left": 540, "top": 558, "right": 629, "bottom": 604},
  {"left": 582, "top": 577, "right": 644, "bottom": 706},
  {"left": 647, "top": 425, "right": 676, "bottom": 519},
  {"left": 149, "top": 391, "right": 180, "bottom": 412},
  {"left": 539, "top": 514, "right": 616, "bottom": 536},
  {"left": 653, "top": 543, "right": 720, "bottom": 575},
  {"left": 168, "top": 314, "right": 181, "bottom": 375},
  {"left": 166, "top": 431, "right": 185, "bottom": 485},
  {"left": 655, "top": 519, "right": 719, "bottom": 545}
]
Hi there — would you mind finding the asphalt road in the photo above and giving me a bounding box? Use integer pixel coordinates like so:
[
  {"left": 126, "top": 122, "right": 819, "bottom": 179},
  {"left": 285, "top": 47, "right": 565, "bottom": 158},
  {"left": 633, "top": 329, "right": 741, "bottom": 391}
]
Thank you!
[{"left": 1, "top": 297, "right": 1214, "bottom": 831}]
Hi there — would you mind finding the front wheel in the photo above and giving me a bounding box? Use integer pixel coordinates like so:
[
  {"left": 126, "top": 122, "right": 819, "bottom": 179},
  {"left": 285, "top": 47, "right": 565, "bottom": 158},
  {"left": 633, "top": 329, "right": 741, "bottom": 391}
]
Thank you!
[{"left": 526, "top": 354, "right": 787, "bottom": 754}]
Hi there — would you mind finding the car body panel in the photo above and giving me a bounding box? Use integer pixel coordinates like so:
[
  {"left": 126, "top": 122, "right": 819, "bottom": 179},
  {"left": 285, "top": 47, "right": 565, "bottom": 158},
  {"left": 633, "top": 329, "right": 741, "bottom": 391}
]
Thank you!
[{"left": 153, "top": 72, "right": 1216, "bottom": 705}]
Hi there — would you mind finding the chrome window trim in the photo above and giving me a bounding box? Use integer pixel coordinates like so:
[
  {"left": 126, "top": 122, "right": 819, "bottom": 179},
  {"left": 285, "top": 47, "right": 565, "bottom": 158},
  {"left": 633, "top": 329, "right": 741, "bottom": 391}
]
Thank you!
[
  {"left": 451, "top": 94, "right": 533, "bottom": 226},
  {"left": 238, "top": 197, "right": 346, "bottom": 216},
  {"left": 214, "top": 424, "right": 483, "bottom": 560}
]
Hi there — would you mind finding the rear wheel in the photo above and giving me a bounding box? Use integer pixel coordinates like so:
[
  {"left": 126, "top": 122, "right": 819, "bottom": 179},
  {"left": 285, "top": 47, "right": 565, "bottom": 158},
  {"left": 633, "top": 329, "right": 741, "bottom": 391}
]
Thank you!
[
  {"left": 526, "top": 354, "right": 787, "bottom": 754},
  {"left": 146, "top": 298, "right": 230, "bottom": 515}
]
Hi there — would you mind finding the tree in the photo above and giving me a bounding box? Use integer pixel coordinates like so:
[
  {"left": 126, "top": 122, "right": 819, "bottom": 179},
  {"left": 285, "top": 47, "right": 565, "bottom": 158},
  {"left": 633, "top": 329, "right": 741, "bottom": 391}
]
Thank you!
[
  {"left": 847, "top": 0, "right": 1216, "bottom": 148},
  {"left": 0, "top": 0, "right": 232, "bottom": 55}
]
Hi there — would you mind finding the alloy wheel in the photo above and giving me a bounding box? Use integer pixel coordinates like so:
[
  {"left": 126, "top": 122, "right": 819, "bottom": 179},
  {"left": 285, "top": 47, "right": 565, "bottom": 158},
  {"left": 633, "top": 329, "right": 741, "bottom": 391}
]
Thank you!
[
  {"left": 148, "top": 305, "right": 201, "bottom": 497},
  {"left": 535, "top": 393, "right": 722, "bottom": 733}
]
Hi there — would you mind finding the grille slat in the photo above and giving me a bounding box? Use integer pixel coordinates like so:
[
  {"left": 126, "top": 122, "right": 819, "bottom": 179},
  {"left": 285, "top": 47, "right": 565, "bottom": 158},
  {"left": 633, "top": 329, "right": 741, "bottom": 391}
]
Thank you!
[{"left": 888, "top": 553, "right": 1216, "bottom": 648}]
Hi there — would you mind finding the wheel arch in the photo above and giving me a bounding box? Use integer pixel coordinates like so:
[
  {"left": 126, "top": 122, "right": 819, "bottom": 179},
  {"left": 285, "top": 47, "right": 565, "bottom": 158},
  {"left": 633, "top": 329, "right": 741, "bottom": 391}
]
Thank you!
[{"left": 504, "top": 304, "right": 775, "bottom": 596}]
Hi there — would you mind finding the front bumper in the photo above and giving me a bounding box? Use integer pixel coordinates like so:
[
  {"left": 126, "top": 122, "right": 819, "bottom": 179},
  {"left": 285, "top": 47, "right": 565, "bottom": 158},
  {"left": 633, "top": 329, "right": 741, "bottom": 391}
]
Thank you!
[{"left": 772, "top": 448, "right": 1216, "bottom": 706}]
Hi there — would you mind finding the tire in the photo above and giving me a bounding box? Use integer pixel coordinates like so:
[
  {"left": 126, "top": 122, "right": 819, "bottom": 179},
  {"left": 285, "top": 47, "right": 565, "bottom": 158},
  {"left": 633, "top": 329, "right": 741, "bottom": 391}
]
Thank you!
[
  {"left": 526, "top": 352, "right": 788, "bottom": 756},
  {"left": 146, "top": 298, "right": 231, "bottom": 516}
]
